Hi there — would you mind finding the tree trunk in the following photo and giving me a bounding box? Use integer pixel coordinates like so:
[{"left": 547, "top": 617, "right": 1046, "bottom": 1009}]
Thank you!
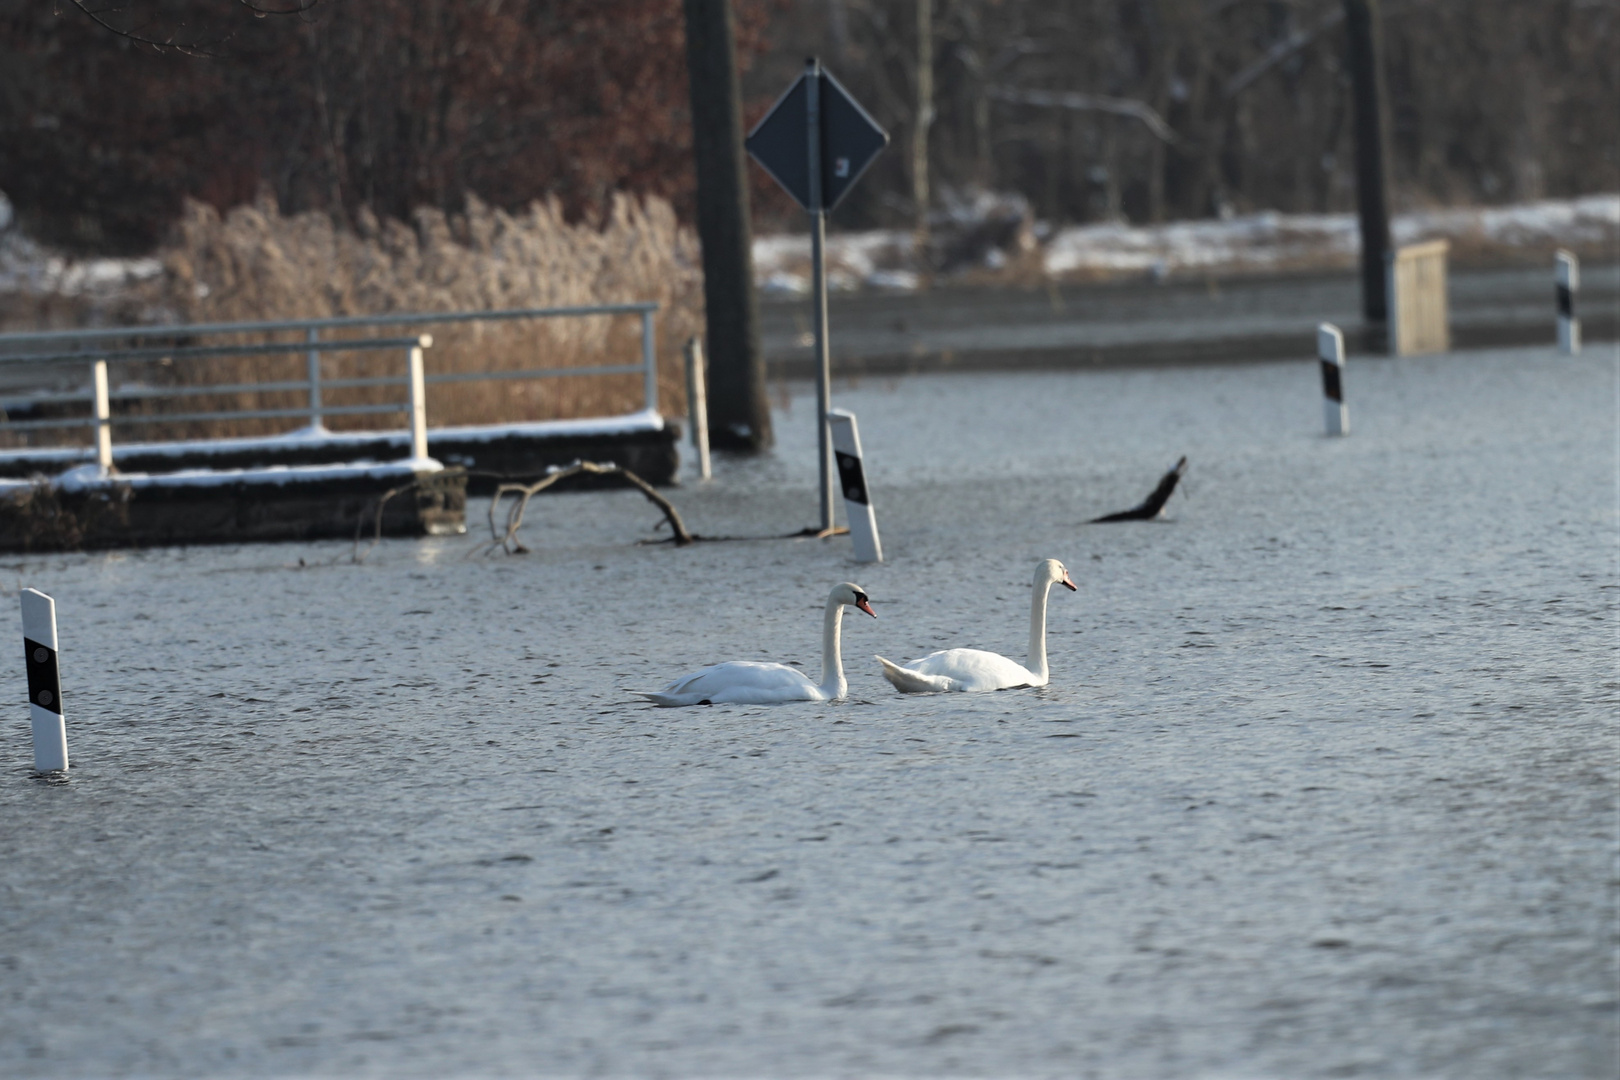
[
  {"left": 1343, "top": 0, "right": 1393, "bottom": 327},
  {"left": 912, "top": 0, "right": 934, "bottom": 262},
  {"left": 682, "top": 0, "right": 771, "bottom": 451}
]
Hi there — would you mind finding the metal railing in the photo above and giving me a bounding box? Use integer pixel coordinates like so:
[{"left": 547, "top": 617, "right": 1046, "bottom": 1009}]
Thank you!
[
  {"left": 0, "top": 303, "right": 661, "bottom": 465},
  {"left": 1, "top": 336, "right": 433, "bottom": 468}
]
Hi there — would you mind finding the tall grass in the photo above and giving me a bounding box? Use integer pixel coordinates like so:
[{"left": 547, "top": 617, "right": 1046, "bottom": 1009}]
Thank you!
[{"left": 9, "top": 192, "right": 703, "bottom": 447}]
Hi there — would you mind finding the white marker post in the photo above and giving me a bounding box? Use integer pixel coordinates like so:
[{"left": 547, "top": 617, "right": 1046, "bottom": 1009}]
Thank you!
[
  {"left": 20, "top": 589, "right": 67, "bottom": 772},
  {"left": 827, "top": 409, "right": 882, "bottom": 563},
  {"left": 1556, "top": 249, "right": 1580, "bottom": 356},
  {"left": 684, "top": 337, "right": 712, "bottom": 481},
  {"left": 92, "top": 359, "right": 113, "bottom": 472},
  {"left": 1318, "top": 322, "right": 1349, "bottom": 436},
  {"left": 406, "top": 334, "right": 432, "bottom": 463}
]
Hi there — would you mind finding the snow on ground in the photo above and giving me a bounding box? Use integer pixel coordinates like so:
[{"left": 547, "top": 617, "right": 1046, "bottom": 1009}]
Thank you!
[
  {"left": 0, "top": 193, "right": 162, "bottom": 300},
  {"left": 753, "top": 229, "right": 918, "bottom": 296},
  {"left": 1041, "top": 194, "right": 1620, "bottom": 277},
  {"left": 3, "top": 188, "right": 1615, "bottom": 309},
  {"left": 0, "top": 409, "right": 667, "bottom": 469},
  {"left": 752, "top": 193, "right": 1619, "bottom": 292},
  {"left": 55, "top": 458, "right": 443, "bottom": 491},
  {"left": 0, "top": 459, "right": 444, "bottom": 499}
]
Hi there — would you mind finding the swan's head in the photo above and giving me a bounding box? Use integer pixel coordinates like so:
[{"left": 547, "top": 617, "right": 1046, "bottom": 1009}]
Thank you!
[
  {"left": 831, "top": 582, "right": 877, "bottom": 618},
  {"left": 1036, "top": 558, "right": 1078, "bottom": 592}
]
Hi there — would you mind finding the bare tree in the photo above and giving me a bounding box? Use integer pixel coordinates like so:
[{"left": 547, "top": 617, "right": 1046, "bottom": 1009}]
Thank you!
[
  {"left": 745, "top": 0, "right": 1618, "bottom": 232},
  {"left": 912, "top": 0, "right": 934, "bottom": 256},
  {"left": 62, "top": 0, "right": 317, "bottom": 55}
]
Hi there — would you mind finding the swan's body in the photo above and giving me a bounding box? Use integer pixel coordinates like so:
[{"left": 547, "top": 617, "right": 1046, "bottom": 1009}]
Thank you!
[
  {"left": 876, "top": 648, "right": 1043, "bottom": 693},
  {"left": 636, "top": 583, "right": 875, "bottom": 706},
  {"left": 876, "top": 559, "right": 1076, "bottom": 693}
]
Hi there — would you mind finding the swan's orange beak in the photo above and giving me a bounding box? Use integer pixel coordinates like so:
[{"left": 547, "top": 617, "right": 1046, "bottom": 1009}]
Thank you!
[
  {"left": 1061, "top": 571, "right": 1078, "bottom": 591},
  {"left": 856, "top": 598, "right": 877, "bottom": 618}
]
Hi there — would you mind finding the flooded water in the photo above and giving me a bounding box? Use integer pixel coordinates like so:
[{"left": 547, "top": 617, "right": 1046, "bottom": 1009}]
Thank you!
[{"left": 2, "top": 344, "right": 1615, "bottom": 1078}]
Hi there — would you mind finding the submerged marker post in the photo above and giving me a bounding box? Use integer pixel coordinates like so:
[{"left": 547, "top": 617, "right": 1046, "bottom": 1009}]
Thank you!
[
  {"left": 1319, "top": 322, "right": 1348, "bottom": 436},
  {"left": 20, "top": 589, "right": 67, "bottom": 772},
  {"left": 827, "top": 409, "right": 882, "bottom": 563},
  {"left": 1556, "top": 250, "right": 1580, "bottom": 355}
]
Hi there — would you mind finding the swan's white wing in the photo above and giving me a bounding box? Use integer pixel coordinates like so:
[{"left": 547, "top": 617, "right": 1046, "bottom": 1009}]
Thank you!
[
  {"left": 638, "top": 661, "right": 821, "bottom": 706},
  {"left": 633, "top": 690, "right": 698, "bottom": 707},
  {"left": 663, "top": 661, "right": 818, "bottom": 695},
  {"left": 903, "top": 648, "right": 1041, "bottom": 692},
  {"left": 876, "top": 655, "right": 955, "bottom": 693}
]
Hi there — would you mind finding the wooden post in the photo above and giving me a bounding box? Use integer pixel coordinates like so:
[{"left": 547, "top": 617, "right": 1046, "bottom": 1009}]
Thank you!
[
  {"left": 1343, "top": 0, "right": 1394, "bottom": 339},
  {"left": 1386, "top": 240, "right": 1450, "bottom": 356},
  {"left": 684, "top": 337, "right": 712, "bottom": 480},
  {"left": 640, "top": 309, "right": 659, "bottom": 415},
  {"left": 681, "top": 0, "right": 771, "bottom": 452}
]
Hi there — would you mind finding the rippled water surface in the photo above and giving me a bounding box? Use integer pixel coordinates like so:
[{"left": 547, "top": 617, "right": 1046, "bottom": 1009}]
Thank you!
[{"left": 2, "top": 345, "right": 1615, "bottom": 1078}]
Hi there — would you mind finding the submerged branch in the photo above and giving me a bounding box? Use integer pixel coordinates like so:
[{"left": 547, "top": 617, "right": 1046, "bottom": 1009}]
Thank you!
[
  {"left": 479, "top": 461, "right": 694, "bottom": 556},
  {"left": 1091, "top": 456, "right": 1188, "bottom": 523}
]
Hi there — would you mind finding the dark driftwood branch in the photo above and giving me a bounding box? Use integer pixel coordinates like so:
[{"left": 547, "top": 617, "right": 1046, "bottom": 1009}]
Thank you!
[
  {"left": 1091, "top": 456, "right": 1188, "bottom": 523},
  {"left": 353, "top": 479, "right": 417, "bottom": 563},
  {"left": 480, "top": 461, "right": 694, "bottom": 556}
]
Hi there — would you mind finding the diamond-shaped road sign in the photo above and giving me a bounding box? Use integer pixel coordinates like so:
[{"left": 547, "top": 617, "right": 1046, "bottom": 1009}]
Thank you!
[{"left": 746, "top": 65, "right": 888, "bottom": 213}]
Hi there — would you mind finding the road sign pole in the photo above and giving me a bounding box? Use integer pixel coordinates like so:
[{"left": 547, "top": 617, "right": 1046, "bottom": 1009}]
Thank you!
[
  {"left": 745, "top": 57, "right": 887, "bottom": 537},
  {"left": 811, "top": 209, "right": 834, "bottom": 533},
  {"left": 806, "top": 59, "right": 836, "bottom": 534}
]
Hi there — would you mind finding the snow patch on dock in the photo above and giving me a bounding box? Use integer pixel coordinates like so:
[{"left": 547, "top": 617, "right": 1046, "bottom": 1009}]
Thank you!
[{"left": 0, "top": 409, "right": 666, "bottom": 469}]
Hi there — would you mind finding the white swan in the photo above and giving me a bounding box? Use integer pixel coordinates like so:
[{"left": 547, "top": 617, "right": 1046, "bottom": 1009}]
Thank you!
[
  {"left": 876, "top": 558, "right": 1077, "bottom": 693},
  {"left": 635, "top": 582, "right": 876, "bottom": 706}
]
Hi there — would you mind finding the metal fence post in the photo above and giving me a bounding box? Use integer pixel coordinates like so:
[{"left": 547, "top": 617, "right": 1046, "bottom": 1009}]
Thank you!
[
  {"left": 91, "top": 359, "right": 112, "bottom": 471},
  {"left": 641, "top": 308, "right": 659, "bottom": 414},
  {"left": 305, "top": 326, "right": 324, "bottom": 430},
  {"left": 407, "top": 336, "right": 430, "bottom": 462},
  {"left": 684, "top": 336, "right": 712, "bottom": 480}
]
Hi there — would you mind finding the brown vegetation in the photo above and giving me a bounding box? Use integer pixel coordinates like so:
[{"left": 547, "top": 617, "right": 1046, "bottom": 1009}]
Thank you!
[{"left": 158, "top": 191, "right": 701, "bottom": 439}]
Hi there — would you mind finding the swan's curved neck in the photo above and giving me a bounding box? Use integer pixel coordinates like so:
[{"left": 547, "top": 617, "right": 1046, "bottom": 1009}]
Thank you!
[
  {"left": 819, "top": 597, "right": 848, "bottom": 699},
  {"left": 1028, "top": 578, "right": 1054, "bottom": 683}
]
